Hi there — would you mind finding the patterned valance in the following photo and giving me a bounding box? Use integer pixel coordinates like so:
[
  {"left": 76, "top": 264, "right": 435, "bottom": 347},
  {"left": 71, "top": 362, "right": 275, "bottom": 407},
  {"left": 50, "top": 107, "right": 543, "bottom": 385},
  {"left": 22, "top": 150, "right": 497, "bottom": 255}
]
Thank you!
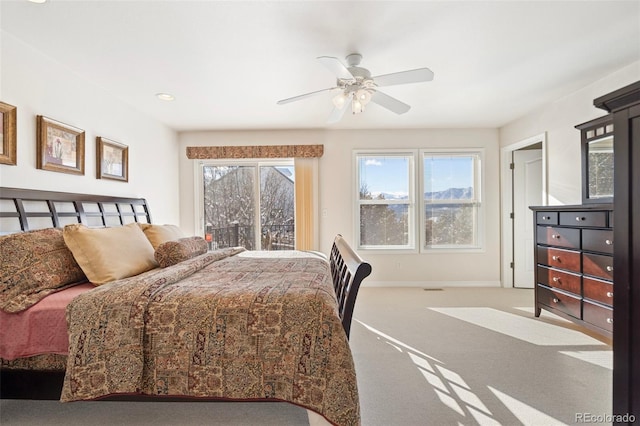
[{"left": 186, "top": 144, "right": 324, "bottom": 159}]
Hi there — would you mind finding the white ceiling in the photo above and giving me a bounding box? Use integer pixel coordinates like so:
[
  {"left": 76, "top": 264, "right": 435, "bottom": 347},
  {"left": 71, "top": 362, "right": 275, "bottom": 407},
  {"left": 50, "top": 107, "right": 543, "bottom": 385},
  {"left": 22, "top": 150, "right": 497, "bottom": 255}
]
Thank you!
[{"left": 2, "top": 1, "right": 639, "bottom": 132}]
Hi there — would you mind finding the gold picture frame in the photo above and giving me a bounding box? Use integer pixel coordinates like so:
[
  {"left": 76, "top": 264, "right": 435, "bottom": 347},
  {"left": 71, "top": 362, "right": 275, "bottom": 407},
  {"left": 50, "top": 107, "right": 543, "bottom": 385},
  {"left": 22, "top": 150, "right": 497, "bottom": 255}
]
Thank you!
[
  {"left": 0, "top": 102, "right": 17, "bottom": 166},
  {"left": 37, "top": 115, "right": 85, "bottom": 175},
  {"left": 97, "top": 136, "right": 128, "bottom": 182}
]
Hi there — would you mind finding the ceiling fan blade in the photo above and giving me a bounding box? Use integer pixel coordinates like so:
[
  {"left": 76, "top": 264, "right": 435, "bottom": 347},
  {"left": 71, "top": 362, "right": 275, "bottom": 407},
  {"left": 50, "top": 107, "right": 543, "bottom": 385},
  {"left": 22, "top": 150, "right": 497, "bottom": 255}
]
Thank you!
[
  {"left": 327, "top": 97, "right": 351, "bottom": 123},
  {"left": 276, "top": 87, "right": 336, "bottom": 105},
  {"left": 373, "top": 68, "right": 434, "bottom": 87},
  {"left": 371, "top": 91, "right": 411, "bottom": 114},
  {"left": 317, "top": 56, "right": 354, "bottom": 80}
]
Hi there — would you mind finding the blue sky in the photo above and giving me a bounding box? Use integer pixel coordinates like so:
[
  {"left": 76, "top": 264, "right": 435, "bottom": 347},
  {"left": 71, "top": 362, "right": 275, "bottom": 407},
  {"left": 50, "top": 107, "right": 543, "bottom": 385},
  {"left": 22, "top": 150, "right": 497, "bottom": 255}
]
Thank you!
[{"left": 359, "top": 155, "right": 474, "bottom": 197}]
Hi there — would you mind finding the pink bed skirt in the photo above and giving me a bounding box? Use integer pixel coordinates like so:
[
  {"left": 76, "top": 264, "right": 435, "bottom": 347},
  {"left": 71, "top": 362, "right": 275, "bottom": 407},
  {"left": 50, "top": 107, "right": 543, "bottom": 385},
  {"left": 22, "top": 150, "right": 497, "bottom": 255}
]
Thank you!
[{"left": 0, "top": 283, "right": 94, "bottom": 360}]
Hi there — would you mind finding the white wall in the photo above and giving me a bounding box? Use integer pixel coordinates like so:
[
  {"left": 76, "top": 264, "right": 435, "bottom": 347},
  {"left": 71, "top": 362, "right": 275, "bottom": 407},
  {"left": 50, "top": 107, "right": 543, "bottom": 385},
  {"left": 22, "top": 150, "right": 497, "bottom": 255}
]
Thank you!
[
  {"left": 0, "top": 32, "right": 180, "bottom": 225},
  {"left": 179, "top": 128, "right": 501, "bottom": 287},
  {"left": 500, "top": 60, "right": 640, "bottom": 205}
]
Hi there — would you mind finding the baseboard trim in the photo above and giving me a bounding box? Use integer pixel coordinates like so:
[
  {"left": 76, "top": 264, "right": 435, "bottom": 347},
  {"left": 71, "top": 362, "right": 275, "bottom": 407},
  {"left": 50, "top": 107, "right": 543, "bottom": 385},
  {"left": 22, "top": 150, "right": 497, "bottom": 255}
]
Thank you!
[{"left": 362, "top": 280, "right": 502, "bottom": 288}]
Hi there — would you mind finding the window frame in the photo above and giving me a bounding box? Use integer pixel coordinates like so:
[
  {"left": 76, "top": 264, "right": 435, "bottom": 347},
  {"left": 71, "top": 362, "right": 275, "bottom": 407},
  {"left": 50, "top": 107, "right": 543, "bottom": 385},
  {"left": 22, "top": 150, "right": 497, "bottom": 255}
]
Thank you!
[
  {"left": 353, "top": 150, "right": 417, "bottom": 252},
  {"left": 195, "top": 158, "right": 295, "bottom": 250},
  {"left": 419, "top": 148, "right": 484, "bottom": 253},
  {"left": 353, "top": 148, "right": 485, "bottom": 253}
]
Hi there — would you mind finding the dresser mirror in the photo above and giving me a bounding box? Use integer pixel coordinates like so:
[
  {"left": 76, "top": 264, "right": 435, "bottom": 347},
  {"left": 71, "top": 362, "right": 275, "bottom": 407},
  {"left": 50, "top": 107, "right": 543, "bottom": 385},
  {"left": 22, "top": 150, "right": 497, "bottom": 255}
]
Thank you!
[{"left": 576, "top": 115, "right": 614, "bottom": 204}]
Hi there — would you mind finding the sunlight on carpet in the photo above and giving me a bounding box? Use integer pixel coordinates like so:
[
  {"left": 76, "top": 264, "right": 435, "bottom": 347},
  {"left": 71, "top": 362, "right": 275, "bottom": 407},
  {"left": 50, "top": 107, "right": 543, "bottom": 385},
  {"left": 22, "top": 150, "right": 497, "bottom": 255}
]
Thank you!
[
  {"left": 428, "top": 307, "right": 607, "bottom": 346},
  {"left": 488, "top": 386, "right": 568, "bottom": 426},
  {"left": 350, "top": 289, "right": 611, "bottom": 425},
  {"left": 354, "top": 319, "right": 443, "bottom": 363},
  {"left": 354, "top": 318, "right": 564, "bottom": 425},
  {"left": 559, "top": 350, "right": 613, "bottom": 369}
]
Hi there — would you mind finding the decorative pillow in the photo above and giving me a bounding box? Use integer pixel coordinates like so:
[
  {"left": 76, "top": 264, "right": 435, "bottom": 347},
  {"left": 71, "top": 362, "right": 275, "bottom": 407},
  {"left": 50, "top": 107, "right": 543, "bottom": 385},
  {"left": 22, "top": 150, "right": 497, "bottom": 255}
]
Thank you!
[
  {"left": 0, "top": 228, "right": 86, "bottom": 313},
  {"left": 63, "top": 223, "right": 157, "bottom": 285},
  {"left": 138, "top": 223, "right": 185, "bottom": 249},
  {"left": 154, "top": 236, "right": 208, "bottom": 268}
]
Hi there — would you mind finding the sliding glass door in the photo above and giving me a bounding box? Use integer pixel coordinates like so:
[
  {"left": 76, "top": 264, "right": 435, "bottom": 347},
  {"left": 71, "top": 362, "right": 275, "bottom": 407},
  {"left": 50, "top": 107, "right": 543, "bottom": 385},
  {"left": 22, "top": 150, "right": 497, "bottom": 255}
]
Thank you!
[{"left": 202, "top": 161, "right": 294, "bottom": 250}]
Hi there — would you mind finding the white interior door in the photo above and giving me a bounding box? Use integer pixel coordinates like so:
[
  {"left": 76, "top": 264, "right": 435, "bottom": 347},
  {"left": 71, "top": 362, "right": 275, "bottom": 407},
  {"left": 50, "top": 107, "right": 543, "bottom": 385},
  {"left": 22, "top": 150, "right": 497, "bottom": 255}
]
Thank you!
[{"left": 513, "top": 149, "right": 542, "bottom": 288}]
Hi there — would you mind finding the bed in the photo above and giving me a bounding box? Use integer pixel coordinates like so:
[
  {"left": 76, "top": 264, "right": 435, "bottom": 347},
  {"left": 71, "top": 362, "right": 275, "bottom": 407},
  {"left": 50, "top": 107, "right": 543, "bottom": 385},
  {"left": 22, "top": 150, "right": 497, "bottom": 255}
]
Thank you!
[{"left": 0, "top": 187, "right": 371, "bottom": 426}]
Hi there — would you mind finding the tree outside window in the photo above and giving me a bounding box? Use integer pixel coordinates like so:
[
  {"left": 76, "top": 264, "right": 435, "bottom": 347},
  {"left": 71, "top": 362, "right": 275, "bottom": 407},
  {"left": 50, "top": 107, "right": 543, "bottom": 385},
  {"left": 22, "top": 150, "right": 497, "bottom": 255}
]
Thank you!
[{"left": 203, "top": 163, "right": 294, "bottom": 250}]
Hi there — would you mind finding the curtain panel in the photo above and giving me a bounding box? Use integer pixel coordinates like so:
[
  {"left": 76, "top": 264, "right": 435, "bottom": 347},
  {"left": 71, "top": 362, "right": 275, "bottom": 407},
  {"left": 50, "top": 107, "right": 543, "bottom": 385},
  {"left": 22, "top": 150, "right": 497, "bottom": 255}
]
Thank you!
[{"left": 294, "top": 157, "right": 319, "bottom": 251}]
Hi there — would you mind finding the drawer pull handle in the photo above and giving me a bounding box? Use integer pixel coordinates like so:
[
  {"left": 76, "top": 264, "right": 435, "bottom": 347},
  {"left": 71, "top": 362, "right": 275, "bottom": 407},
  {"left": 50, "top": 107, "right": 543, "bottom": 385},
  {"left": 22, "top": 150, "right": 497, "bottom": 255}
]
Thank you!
[
  {"left": 606, "top": 266, "right": 613, "bottom": 272},
  {"left": 542, "top": 216, "right": 550, "bottom": 220},
  {"left": 552, "top": 234, "right": 560, "bottom": 239},
  {"left": 606, "top": 291, "right": 614, "bottom": 298},
  {"left": 552, "top": 255, "right": 559, "bottom": 261},
  {"left": 552, "top": 297, "right": 560, "bottom": 303},
  {"left": 605, "top": 239, "right": 613, "bottom": 245},
  {"left": 576, "top": 216, "right": 585, "bottom": 221},
  {"left": 552, "top": 277, "right": 560, "bottom": 283},
  {"left": 606, "top": 318, "right": 613, "bottom": 324}
]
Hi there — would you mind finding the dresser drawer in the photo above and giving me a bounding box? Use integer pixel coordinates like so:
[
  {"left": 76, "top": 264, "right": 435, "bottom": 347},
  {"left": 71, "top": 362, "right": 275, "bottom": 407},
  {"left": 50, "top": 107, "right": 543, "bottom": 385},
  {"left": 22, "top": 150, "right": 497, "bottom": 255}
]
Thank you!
[
  {"left": 559, "top": 211, "right": 608, "bottom": 228},
  {"left": 537, "top": 266, "right": 581, "bottom": 295},
  {"left": 537, "top": 285, "right": 581, "bottom": 318},
  {"left": 536, "top": 212, "right": 558, "bottom": 225},
  {"left": 583, "top": 253, "right": 614, "bottom": 280},
  {"left": 583, "top": 300, "right": 613, "bottom": 332},
  {"left": 536, "top": 226, "right": 580, "bottom": 249},
  {"left": 537, "top": 246, "right": 580, "bottom": 272},
  {"left": 583, "top": 276, "right": 614, "bottom": 306},
  {"left": 582, "top": 229, "right": 614, "bottom": 254}
]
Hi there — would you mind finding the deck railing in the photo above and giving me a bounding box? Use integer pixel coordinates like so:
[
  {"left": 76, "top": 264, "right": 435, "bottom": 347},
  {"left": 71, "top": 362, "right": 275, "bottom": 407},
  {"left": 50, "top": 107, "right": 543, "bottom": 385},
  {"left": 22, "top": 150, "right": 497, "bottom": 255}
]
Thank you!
[{"left": 205, "top": 223, "right": 294, "bottom": 251}]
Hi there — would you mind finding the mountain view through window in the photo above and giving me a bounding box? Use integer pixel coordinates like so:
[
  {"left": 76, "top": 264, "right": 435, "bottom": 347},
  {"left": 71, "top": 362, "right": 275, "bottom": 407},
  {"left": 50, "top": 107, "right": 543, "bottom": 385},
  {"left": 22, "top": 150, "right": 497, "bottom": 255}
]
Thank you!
[{"left": 357, "top": 152, "right": 481, "bottom": 250}]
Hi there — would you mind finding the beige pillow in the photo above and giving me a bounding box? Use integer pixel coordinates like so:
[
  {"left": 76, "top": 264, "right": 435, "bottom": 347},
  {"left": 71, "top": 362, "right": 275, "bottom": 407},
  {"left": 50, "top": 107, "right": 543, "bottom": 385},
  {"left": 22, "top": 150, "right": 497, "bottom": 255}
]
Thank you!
[
  {"left": 63, "top": 223, "right": 157, "bottom": 285},
  {"left": 138, "top": 223, "right": 185, "bottom": 249}
]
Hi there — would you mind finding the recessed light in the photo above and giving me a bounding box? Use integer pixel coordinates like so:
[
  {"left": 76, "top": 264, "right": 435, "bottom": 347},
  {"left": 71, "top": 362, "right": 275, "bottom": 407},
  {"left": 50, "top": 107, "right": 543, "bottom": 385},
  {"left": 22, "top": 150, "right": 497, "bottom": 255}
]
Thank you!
[
  {"left": 156, "top": 93, "right": 175, "bottom": 101},
  {"left": 28, "top": 0, "right": 47, "bottom": 3}
]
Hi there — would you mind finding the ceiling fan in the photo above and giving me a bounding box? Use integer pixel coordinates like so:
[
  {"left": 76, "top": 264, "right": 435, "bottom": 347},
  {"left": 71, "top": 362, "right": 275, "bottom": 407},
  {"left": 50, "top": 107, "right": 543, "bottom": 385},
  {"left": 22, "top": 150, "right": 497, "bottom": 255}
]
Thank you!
[{"left": 276, "top": 53, "right": 434, "bottom": 123}]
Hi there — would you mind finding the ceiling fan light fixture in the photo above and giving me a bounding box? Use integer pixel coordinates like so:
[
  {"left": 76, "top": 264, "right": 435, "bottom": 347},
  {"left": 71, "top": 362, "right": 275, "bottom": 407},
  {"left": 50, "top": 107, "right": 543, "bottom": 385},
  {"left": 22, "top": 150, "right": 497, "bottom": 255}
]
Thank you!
[
  {"left": 332, "top": 92, "right": 349, "bottom": 109},
  {"left": 356, "top": 89, "right": 372, "bottom": 106},
  {"left": 352, "top": 98, "right": 364, "bottom": 114}
]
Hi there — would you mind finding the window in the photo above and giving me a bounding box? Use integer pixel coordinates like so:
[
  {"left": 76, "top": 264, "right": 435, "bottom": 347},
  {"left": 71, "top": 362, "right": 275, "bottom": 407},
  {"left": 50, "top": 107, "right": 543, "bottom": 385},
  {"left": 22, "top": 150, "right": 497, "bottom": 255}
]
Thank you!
[
  {"left": 201, "top": 161, "right": 295, "bottom": 250},
  {"left": 355, "top": 149, "right": 483, "bottom": 251},
  {"left": 422, "top": 152, "right": 482, "bottom": 250},
  {"left": 355, "top": 153, "right": 415, "bottom": 250}
]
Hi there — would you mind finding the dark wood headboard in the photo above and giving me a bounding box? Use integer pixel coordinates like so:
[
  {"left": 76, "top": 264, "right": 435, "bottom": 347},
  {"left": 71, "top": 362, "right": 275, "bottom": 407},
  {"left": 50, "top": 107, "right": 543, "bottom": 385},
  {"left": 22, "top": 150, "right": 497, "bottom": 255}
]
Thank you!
[{"left": 0, "top": 187, "right": 151, "bottom": 233}]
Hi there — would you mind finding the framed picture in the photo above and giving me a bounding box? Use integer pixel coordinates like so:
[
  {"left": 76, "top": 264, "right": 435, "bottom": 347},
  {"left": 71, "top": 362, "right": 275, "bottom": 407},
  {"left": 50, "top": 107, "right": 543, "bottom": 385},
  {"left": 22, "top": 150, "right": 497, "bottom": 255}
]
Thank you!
[
  {"left": 97, "top": 136, "right": 128, "bottom": 182},
  {"left": 37, "top": 115, "right": 85, "bottom": 175},
  {"left": 0, "top": 102, "right": 17, "bottom": 165}
]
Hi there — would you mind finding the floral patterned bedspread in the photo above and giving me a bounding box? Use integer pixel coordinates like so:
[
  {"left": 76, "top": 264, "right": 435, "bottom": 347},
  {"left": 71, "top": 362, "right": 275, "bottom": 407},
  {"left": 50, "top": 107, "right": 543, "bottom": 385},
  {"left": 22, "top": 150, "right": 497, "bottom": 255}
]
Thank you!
[{"left": 61, "top": 248, "right": 360, "bottom": 426}]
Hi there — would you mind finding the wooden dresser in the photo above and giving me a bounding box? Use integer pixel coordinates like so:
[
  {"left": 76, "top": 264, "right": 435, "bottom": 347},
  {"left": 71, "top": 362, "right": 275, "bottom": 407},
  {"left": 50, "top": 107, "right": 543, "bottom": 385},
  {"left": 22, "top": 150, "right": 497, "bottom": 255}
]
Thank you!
[{"left": 530, "top": 204, "right": 614, "bottom": 338}]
